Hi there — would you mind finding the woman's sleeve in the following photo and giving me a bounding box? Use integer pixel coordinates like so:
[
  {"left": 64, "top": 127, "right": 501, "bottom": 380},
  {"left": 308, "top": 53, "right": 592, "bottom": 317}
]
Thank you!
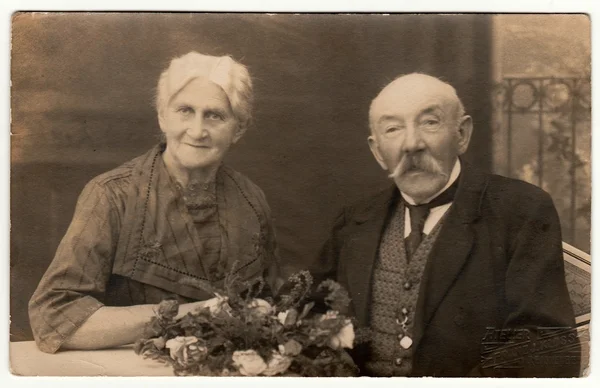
[{"left": 28, "top": 180, "right": 120, "bottom": 353}]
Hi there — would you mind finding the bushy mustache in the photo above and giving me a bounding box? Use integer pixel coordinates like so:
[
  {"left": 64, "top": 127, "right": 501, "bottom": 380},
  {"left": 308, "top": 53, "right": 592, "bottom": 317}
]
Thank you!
[{"left": 388, "top": 153, "right": 447, "bottom": 179}]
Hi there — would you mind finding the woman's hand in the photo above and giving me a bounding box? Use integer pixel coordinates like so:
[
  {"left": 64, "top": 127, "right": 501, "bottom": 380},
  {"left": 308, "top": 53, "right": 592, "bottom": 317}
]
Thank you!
[
  {"left": 175, "top": 300, "right": 211, "bottom": 319},
  {"left": 61, "top": 304, "right": 160, "bottom": 351},
  {"left": 60, "top": 296, "right": 231, "bottom": 351},
  {"left": 175, "top": 296, "right": 229, "bottom": 319}
]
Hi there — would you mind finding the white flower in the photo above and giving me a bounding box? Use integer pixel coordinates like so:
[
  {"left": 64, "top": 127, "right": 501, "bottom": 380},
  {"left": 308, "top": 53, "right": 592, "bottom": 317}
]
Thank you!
[
  {"left": 328, "top": 320, "right": 355, "bottom": 350},
  {"left": 187, "top": 343, "right": 209, "bottom": 363},
  {"left": 277, "top": 310, "right": 288, "bottom": 325},
  {"left": 165, "top": 336, "right": 198, "bottom": 363},
  {"left": 247, "top": 298, "right": 273, "bottom": 316},
  {"left": 232, "top": 350, "right": 267, "bottom": 376},
  {"left": 278, "top": 339, "right": 303, "bottom": 356},
  {"left": 263, "top": 351, "right": 292, "bottom": 376}
]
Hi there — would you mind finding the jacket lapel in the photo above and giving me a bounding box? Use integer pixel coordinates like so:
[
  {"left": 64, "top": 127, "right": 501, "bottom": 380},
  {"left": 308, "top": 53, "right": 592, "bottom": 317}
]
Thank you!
[
  {"left": 412, "top": 161, "right": 488, "bottom": 351},
  {"left": 345, "top": 186, "right": 397, "bottom": 327}
]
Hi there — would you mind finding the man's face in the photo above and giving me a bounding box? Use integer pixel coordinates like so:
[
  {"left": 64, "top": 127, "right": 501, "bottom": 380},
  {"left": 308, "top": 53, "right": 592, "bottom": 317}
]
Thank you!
[
  {"left": 368, "top": 76, "right": 472, "bottom": 203},
  {"left": 159, "top": 78, "right": 242, "bottom": 172}
]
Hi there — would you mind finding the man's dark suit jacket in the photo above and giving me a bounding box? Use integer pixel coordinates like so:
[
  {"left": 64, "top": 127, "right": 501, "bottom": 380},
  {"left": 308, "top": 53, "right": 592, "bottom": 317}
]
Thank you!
[{"left": 316, "top": 162, "right": 580, "bottom": 377}]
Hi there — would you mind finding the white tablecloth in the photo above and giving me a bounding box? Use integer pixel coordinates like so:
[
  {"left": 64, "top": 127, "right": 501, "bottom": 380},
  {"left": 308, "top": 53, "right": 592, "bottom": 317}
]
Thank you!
[{"left": 10, "top": 341, "right": 174, "bottom": 376}]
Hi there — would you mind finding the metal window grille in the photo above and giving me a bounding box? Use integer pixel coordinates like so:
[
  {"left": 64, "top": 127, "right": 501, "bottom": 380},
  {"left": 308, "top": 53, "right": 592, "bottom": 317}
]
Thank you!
[{"left": 492, "top": 77, "right": 591, "bottom": 250}]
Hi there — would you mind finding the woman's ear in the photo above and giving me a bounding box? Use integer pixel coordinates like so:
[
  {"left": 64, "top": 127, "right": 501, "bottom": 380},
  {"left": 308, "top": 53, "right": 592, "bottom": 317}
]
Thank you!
[
  {"left": 158, "top": 110, "right": 166, "bottom": 133},
  {"left": 232, "top": 123, "right": 248, "bottom": 144}
]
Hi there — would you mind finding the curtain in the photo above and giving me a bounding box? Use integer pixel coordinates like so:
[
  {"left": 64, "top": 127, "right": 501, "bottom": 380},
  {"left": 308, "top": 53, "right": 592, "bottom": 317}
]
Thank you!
[{"left": 11, "top": 13, "right": 493, "bottom": 340}]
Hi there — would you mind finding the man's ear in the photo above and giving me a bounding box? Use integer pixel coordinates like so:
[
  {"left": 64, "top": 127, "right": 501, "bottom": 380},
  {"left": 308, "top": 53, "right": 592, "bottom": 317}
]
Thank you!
[
  {"left": 368, "top": 135, "right": 388, "bottom": 170},
  {"left": 456, "top": 115, "right": 473, "bottom": 155}
]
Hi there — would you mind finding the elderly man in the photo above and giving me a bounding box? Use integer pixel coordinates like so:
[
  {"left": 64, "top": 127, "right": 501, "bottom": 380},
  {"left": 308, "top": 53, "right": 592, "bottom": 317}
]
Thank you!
[{"left": 316, "top": 73, "right": 579, "bottom": 377}]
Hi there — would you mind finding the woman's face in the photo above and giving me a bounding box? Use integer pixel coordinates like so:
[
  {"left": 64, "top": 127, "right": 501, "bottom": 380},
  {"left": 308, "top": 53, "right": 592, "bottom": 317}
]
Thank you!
[{"left": 159, "top": 78, "right": 241, "bottom": 173}]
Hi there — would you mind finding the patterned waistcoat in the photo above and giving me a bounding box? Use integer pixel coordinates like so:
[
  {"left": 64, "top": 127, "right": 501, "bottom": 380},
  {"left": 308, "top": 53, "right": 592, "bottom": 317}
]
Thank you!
[{"left": 366, "top": 201, "right": 445, "bottom": 376}]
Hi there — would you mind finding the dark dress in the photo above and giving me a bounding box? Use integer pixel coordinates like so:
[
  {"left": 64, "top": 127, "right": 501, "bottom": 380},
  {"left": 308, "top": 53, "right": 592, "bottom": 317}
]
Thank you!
[{"left": 29, "top": 144, "right": 281, "bottom": 353}]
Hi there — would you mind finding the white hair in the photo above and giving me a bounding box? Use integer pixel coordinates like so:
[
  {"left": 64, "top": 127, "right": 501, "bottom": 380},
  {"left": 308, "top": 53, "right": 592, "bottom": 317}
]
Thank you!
[{"left": 156, "top": 51, "right": 254, "bottom": 130}]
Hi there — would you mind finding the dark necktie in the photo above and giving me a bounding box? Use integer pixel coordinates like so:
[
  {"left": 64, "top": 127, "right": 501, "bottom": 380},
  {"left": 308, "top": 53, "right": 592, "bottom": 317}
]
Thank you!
[{"left": 403, "top": 177, "right": 460, "bottom": 260}]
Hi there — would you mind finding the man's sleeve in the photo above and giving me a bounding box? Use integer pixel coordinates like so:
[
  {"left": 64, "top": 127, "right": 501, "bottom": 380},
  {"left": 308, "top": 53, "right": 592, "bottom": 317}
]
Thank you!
[
  {"left": 477, "top": 192, "right": 581, "bottom": 377},
  {"left": 312, "top": 208, "right": 347, "bottom": 286},
  {"left": 28, "top": 181, "right": 119, "bottom": 353}
]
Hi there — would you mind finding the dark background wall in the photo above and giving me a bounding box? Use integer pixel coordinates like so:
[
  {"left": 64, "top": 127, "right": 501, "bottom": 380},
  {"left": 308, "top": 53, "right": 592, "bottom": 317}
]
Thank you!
[{"left": 10, "top": 13, "right": 492, "bottom": 341}]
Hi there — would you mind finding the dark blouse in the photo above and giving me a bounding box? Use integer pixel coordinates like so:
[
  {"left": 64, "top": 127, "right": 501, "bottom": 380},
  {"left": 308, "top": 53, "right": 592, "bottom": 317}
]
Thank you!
[
  {"left": 173, "top": 177, "right": 224, "bottom": 281},
  {"left": 29, "top": 144, "right": 281, "bottom": 353}
]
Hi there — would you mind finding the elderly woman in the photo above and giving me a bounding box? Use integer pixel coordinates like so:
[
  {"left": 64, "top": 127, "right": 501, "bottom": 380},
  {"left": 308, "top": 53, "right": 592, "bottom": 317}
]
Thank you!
[{"left": 29, "top": 52, "right": 282, "bottom": 353}]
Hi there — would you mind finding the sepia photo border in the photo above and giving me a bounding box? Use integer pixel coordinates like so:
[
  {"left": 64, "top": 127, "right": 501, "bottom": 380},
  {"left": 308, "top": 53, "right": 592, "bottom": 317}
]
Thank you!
[{"left": 2, "top": 1, "right": 598, "bottom": 388}]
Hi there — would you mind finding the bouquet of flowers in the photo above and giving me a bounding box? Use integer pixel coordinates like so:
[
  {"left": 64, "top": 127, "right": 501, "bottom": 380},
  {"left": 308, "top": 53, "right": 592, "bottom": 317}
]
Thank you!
[{"left": 134, "top": 269, "right": 366, "bottom": 376}]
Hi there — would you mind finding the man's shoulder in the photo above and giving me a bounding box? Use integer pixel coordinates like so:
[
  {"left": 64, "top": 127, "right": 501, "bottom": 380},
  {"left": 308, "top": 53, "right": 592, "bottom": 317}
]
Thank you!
[
  {"left": 337, "top": 185, "right": 396, "bottom": 219},
  {"left": 470, "top": 168, "right": 557, "bottom": 225},
  {"left": 483, "top": 171, "right": 553, "bottom": 207}
]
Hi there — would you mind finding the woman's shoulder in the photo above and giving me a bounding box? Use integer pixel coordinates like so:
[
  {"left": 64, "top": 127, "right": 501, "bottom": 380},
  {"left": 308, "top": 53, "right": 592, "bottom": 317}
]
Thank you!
[
  {"left": 220, "top": 165, "right": 265, "bottom": 195},
  {"left": 84, "top": 149, "right": 155, "bottom": 199},
  {"left": 220, "top": 165, "right": 271, "bottom": 210},
  {"left": 88, "top": 157, "right": 137, "bottom": 186}
]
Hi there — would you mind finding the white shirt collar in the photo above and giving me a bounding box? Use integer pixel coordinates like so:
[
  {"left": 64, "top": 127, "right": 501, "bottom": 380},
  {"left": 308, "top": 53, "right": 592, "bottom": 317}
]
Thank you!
[{"left": 400, "top": 158, "right": 461, "bottom": 206}]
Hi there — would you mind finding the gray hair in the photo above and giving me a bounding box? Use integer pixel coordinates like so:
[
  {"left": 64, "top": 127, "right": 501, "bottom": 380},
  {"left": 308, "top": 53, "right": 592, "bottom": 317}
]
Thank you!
[{"left": 156, "top": 51, "right": 254, "bottom": 130}]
